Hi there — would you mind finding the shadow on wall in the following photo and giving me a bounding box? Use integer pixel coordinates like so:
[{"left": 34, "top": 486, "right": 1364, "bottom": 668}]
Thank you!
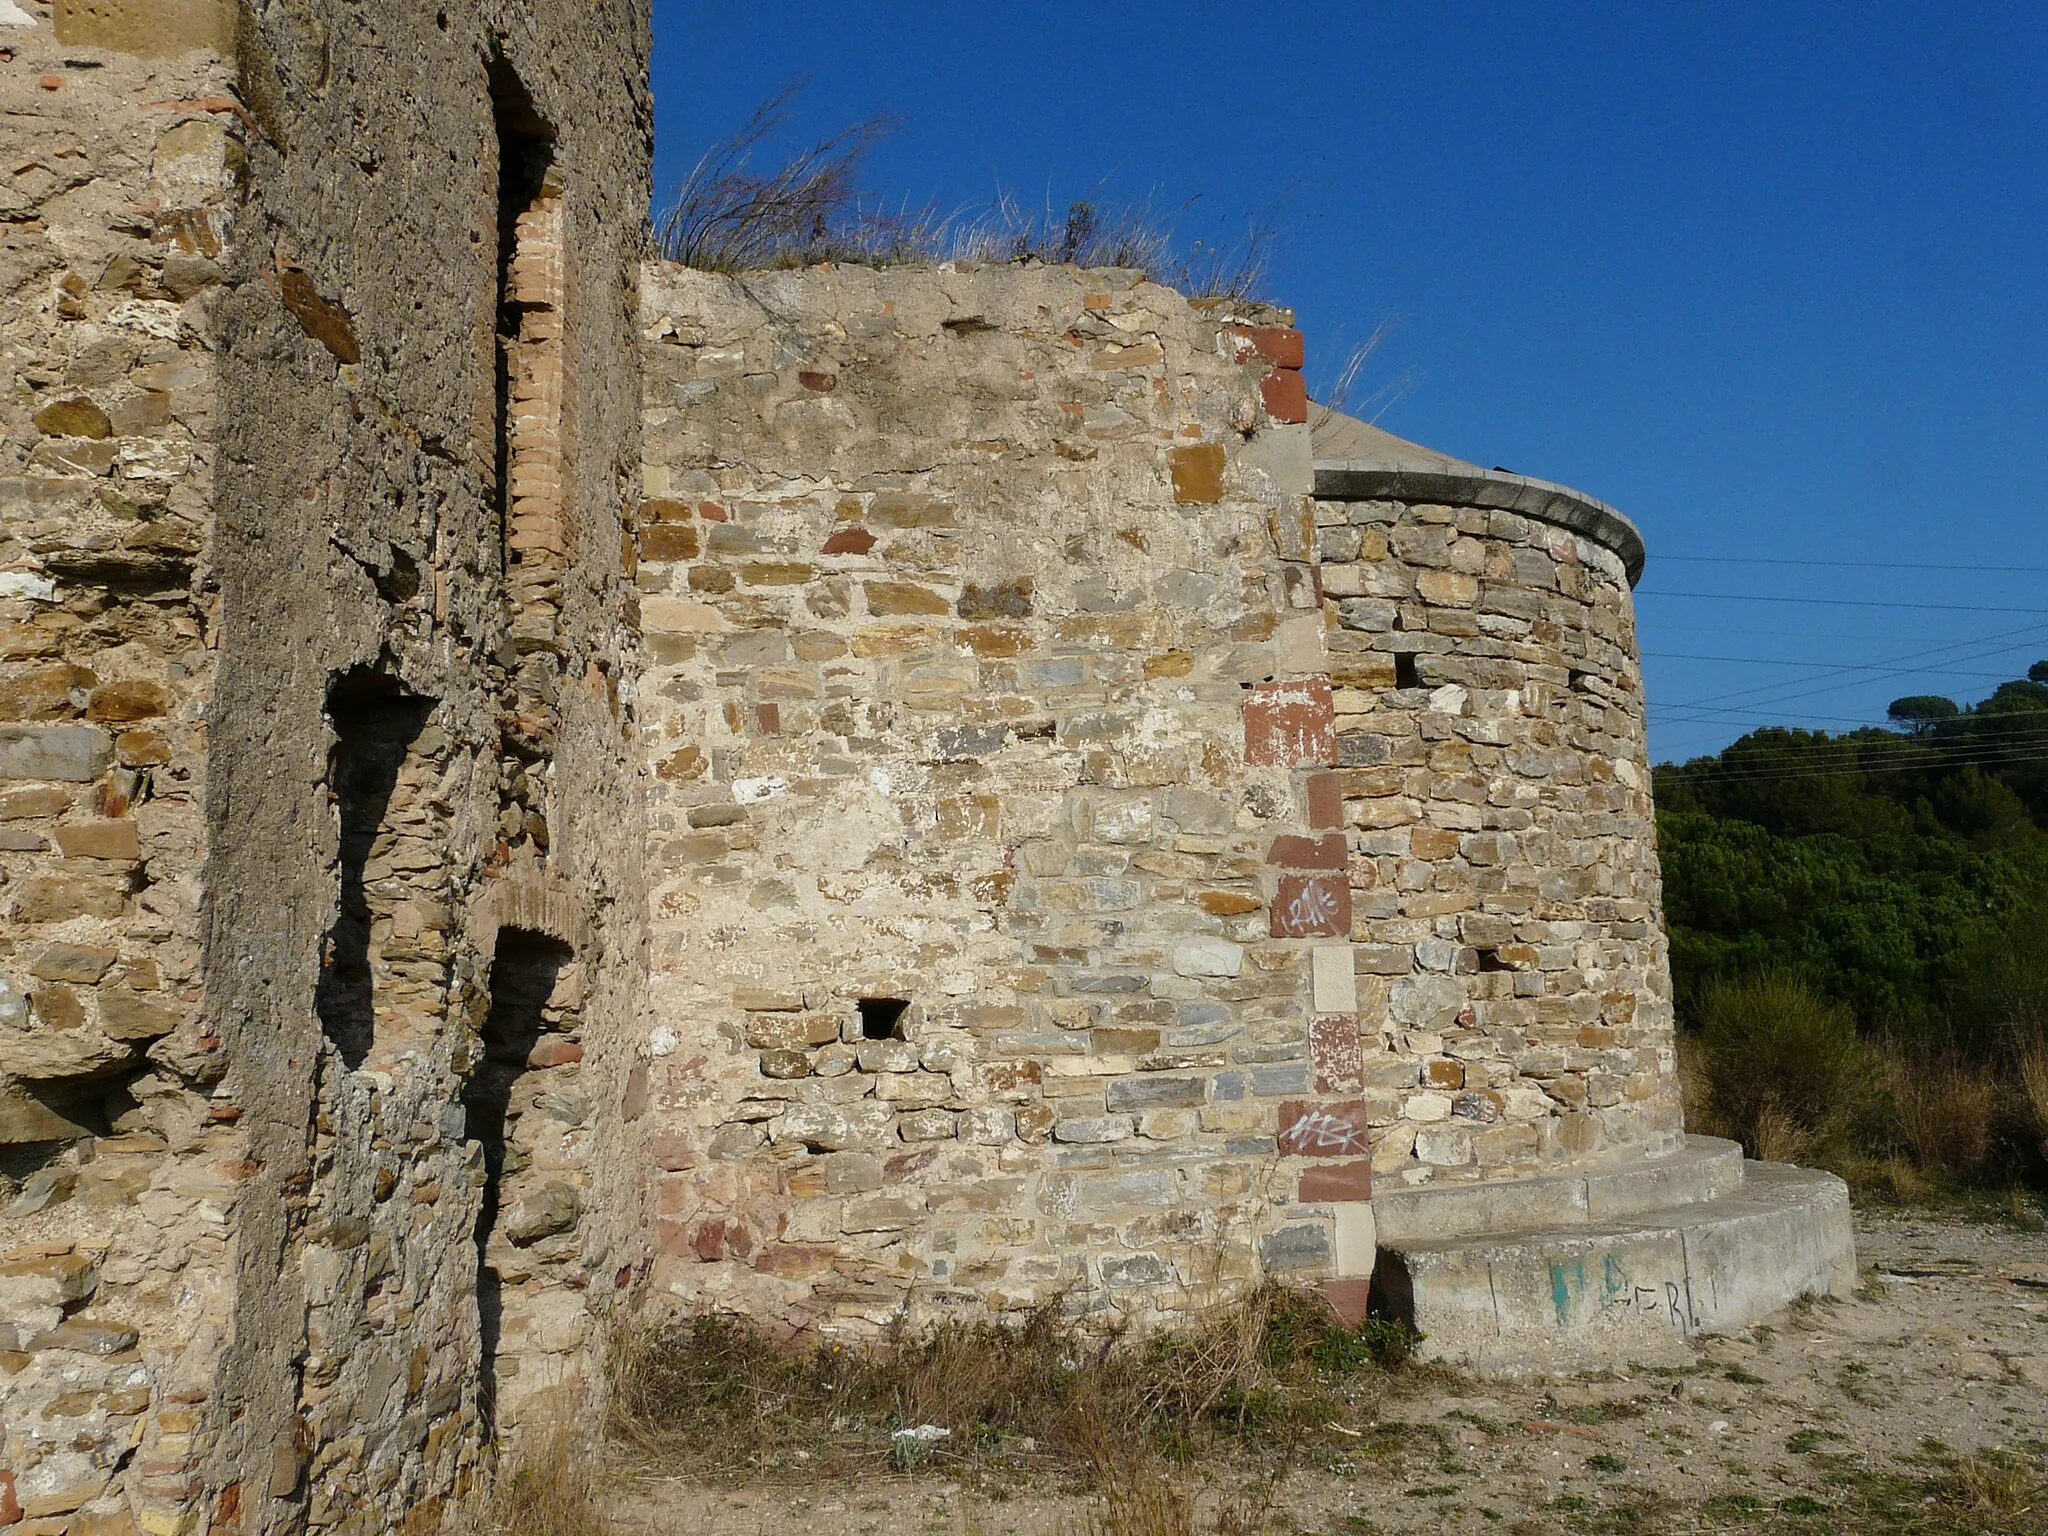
[
  {"left": 463, "top": 927, "right": 575, "bottom": 1432},
  {"left": 316, "top": 670, "right": 435, "bottom": 1070}
]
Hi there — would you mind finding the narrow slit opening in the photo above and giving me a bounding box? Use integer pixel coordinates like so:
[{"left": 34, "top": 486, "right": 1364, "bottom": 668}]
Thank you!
[{"left": 1393, "top": 652, "right": 1421, "bottom": 690}]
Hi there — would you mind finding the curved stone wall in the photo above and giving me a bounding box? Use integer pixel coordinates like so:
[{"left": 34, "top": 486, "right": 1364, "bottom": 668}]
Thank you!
[{"left": 1313, "top": 485, "right": 1680, "bottom": 1185}]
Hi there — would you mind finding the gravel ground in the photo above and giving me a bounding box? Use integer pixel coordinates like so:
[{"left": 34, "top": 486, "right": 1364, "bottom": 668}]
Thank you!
[{"left": 608, "top": 1210, "right": 2048, "bottom": 1535}]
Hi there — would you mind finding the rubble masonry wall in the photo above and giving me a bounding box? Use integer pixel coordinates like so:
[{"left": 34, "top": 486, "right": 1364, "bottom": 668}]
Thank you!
[
  {"left": 1314, "top": 492, "right": 1679, "bottom": 1185},
  {"left": 0, "top": 11, "right": 243, "bottom": 1533},
  {"left": 3, "top": 2, "right": 651, "bottom": 1533},
  {"left": 630, "top": 262, "right": 1381, "bottom": 1333}
]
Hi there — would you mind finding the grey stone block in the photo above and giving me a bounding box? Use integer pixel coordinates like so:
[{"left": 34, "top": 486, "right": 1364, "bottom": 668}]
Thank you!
[{"left": 0, "top": 724, "right": 110, "bottom": 782}]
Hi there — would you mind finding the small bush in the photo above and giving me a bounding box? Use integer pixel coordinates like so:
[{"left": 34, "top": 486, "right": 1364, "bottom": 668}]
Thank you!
[
  {"left": 2020, "top": 1031, "right": 2048, "bottom": 1146},
  {"left": 1887, "top": 1048, "right": 2000, "bottom": 1178},
  {"left": 1691, "top": 971, "right": 1883, "bottom": 1156}
]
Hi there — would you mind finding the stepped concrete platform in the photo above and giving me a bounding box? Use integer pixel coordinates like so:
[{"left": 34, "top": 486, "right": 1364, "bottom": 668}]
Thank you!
[{"left": 1370, "top": 1137, "right": 1855, "bottom": 1373}]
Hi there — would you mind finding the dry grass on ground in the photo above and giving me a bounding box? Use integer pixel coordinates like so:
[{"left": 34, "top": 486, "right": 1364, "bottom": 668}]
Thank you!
[
  {"left": 607, "top": 1282, "right": 1417, "bottom": 1489},
  {"left": 597, "top": 1214, "right": 2048, "bottom": 1536}
]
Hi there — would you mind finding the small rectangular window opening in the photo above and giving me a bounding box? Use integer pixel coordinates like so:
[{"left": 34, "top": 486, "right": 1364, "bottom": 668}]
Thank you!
[
  {"left": 858, "top": 998, "right": 909, "bottom": 1040},
  {"left": 1393, "top": 652, "right": 1421, "bottom": 690}
]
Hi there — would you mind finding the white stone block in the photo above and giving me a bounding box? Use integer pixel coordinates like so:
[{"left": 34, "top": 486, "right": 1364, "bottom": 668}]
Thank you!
[
  {"left": 1334, "top": 1202, "right": 1376, "bottom": 1278},
  {"left": 1311, "top": 944, "right": 1356, "bottom": 1014}
]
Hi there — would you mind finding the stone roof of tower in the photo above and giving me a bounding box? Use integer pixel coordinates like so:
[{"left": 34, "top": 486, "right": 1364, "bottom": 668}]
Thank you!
[{"left": 1308, "top": 403, "right": 1646, "bottom": 585}]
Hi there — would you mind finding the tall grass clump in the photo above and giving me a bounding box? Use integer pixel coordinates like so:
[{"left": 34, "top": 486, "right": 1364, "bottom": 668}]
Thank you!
[
  {"left": 657, "top": 85, "right": 1274, "bottom": 300},
  {"left": 447, "top": 1421, "right": 612, "bottom": 1536}
]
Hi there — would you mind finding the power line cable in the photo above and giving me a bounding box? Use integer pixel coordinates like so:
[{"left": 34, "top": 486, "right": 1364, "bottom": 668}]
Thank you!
[
  {"left": 1656, "top": 554, "right": 2048, "bottom": 575},
  {"left": 1639, "top": 591, "right": 2048, "bottom": 615},
  {"left": 1654, "top": 624, "right": 2048, "bottom": 645},
  {"left": 1645, "top": 652, "right": 2021, "bottom": 680},
  {"left": 1646, "top": 729, "right": 2048, "bottom": 782},
  {"left": 1649, "top": 715, "right": 2048, "bottom": 766},
  {"left": 1656, "top": 748, "right": 2048, "bottom": 787},
  {"left": 1654, "top": 739, "right": 2048, "bottom": 785},
  {"left": 1652, "top": 621, "right": 2048, "bottom": 723}
]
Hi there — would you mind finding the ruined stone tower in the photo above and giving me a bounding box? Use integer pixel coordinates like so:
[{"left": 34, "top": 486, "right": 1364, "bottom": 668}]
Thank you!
[{"left": 0, "top": 6, "right": 1851, "bottom": 1533}]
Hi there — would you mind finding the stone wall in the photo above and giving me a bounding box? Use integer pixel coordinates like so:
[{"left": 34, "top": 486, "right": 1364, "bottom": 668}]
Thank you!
[
  {"left": 631, "top": 262, "right": 1380, "bottom": 1333},
  {"left": 201, "top": 3, "right": 650, "bottom": 1531},
  {"left": 1313, "top": 492, "right": 1679, "bottom": 1186},
  {"left": 0, "top": 2, "right": 652, "bottom": 1533},
  {"left": 0, "top": 11, "right": 243, "bottom": 1532},
  {"left": 0, "top": 5, "right": 1682, "bottom": 1520}
]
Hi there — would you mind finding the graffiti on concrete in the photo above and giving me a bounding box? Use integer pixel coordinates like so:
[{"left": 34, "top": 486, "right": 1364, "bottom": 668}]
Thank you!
[{"left": 1548, "top": 1253, "right": 1702, "bottom": 1335}]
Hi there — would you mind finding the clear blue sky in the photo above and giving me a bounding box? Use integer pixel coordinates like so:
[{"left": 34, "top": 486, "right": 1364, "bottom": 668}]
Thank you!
[{"left": 650, "top": 2, "right": 2048, "bottom": 764}]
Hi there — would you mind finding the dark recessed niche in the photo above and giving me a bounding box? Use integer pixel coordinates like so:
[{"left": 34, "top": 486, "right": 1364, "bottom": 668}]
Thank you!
[
  {"left": 1393, "top": 652, "right": 1422, "bottom": 690},
  {"left": 858, "top": 998, "right": 909, "bottom": 1041}
]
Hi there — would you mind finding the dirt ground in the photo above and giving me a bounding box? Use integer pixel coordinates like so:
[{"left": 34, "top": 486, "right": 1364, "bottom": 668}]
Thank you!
[{"left": 607, "top": 1210, "right": 2048, "bottom": 1536}]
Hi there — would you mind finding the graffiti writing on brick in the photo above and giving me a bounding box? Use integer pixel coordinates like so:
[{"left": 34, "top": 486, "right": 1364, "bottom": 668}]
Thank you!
[
  {"left": 1272, "top": 873, "right": 1350, "bottom": 937},
  {"left": 1277, "top": 1099, "right": 1371, "bottom": 1157}
]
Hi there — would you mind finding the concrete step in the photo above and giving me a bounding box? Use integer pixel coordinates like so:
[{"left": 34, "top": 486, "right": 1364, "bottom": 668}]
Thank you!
[
  {"left": 1371, "top": 1157, "right": 1856, "bottom": 1374},
  {"left": 1374, "top": 1134, "right": 1749, "bottom": 1245}
]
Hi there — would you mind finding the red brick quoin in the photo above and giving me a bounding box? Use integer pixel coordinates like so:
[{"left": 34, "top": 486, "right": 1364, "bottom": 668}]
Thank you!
[
  {"left": 1267, "top": 832, "right": 1346, "bottom": 869},
  {"left": 1243, "top": 677, "right": 1335, "bottom": 767},
  {"left": 1309, "top": 1014, "right": 1365, "bottom": 1094},
  {"left": 1230, "top": 324, "right": 1307, "bottom": 424}
]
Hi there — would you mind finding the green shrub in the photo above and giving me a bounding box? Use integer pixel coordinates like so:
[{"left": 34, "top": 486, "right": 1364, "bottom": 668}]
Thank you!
[{"left": 1692, "top": 971, "right": 1884, "bottom": 1156}]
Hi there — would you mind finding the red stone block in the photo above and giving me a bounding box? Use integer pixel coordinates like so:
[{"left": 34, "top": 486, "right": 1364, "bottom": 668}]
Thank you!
[
  {"left": 1261, "top": 368, "right": 1308, "bottom": 424},
  {"left": 1243, "top": 677, "right": 1335, "bottom": 767},
  {"left": 753, "top": 1243, "right": 840, "bottom": 1279},
  {"left": 1271, "top": 873, "right": 1350, "bottom": 937},
  {"left": 822, "top": 526, "right": 876, "bottom": 555},
  {"left": 1305, "top": 771, "right": 1344, "bottom": 830},
  {"left": 1277, "top": 1100, "right": 1373, "bottom": 1157},
  {"left": 0, "top": 1467, "right": 18, "bottom": 1526},
  {"left": 526, "top": 1038, "right": 583, "bottom": 1068},
  {"left": 797, "top": 370, "right": 838, "bottom": 392},
  {"left": 1268, "top": 832, "right": 1346, "bottom": 869},
  {"left": 1321, "top": 1276, "right": 1372, "bottom": 1327},
  {"left": 1230, "top": 324, "right": 1306, "bottom": 368},
  {"left": 1309, "top": 1014, "right": 1365, "bottom": 1095},
  {"left": 1298, "top": 1158, "right": 1374, "bottom": 1203}
]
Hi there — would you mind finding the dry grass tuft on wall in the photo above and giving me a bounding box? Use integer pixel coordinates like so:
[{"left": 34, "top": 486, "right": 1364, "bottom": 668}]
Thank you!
[{"left": 657, "top": 85, "right": 1273, "bottom": 299}]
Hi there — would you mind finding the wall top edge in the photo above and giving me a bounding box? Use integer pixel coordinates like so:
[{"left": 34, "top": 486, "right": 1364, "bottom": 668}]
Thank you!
[{"left": 1313, "top": 461, "right": 1647, "bottom": 587}]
